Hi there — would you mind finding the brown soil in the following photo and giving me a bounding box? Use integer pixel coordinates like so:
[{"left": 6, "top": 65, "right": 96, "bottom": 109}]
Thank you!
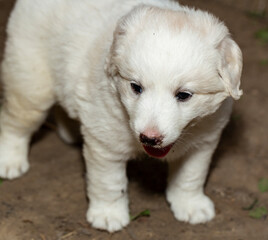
[{"left": 1, "top": 0, "right": 268, "bottom": 239}]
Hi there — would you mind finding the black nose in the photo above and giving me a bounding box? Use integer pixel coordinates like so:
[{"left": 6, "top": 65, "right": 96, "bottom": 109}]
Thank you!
[{"left": 139, "top": 133, "right": 163, "bottom": 146}]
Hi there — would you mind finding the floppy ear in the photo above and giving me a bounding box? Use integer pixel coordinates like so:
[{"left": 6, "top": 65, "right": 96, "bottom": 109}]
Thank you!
[
  {"left": 217, "top": 37, "right": 243, "bottom": 100},
  {"left": 105, "top": 6, "right": 140, "bottom": 78},
  {"left": 105, "top": 5, "right": 152, "bottom": 78},
  {"left": 104, "top": 25, "right": 125, "bottom": 77}
]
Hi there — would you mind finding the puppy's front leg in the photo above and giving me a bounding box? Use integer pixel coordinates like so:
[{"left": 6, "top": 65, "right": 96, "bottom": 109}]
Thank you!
[
  {"left": 167, "top": 142, "right": 219, "bottom": 224},
  {"left": 83, "top": 138, "right": 129, "bottom": 232}
]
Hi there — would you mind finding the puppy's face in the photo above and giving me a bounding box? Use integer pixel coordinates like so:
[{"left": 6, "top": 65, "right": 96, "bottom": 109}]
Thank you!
[{"left": 107, "top": 6, "right": 242, "bottom": 158}]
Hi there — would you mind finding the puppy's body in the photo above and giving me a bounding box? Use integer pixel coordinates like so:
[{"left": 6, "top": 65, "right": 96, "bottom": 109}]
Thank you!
[{"left": 0, "top": 0, "right": 242, "bottom": 232}]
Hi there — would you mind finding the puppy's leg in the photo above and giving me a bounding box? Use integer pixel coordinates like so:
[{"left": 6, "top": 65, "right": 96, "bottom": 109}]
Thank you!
[
  {"left": 0, "top": 57, "right": 54, "bottom": 179},
  {"left": 167, "top": 142, "right": 219, "bottom": 224},
  {"left": 54, "top": 106, "right": 81, "bottom": 144},
  {"left": 83, "top": 136, "right": 129, "bottom": 232}
]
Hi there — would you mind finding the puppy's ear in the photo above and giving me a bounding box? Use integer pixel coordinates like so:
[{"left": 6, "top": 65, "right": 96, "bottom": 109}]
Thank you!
[
  {"left": 105, "top": 8, "right": 137, "bottom": 77},
  {"left": 105, "top": 5, "right": 151, "bottom": 77},
  {"left": 217, "top": 37, "right": 243, "bottom": 100},
  {"left": 104, "top": 25, "right": 125, "bottom": 77}
]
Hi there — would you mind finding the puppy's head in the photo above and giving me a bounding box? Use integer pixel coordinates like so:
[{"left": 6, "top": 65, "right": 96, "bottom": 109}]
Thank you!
[{"left": 106, "top": 5, "right": 242, "bottom": 158}]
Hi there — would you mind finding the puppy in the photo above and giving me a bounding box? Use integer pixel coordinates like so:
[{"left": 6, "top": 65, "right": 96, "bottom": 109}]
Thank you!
[{"left": 0, "top": 0, "right": 242, "bottom": 232}]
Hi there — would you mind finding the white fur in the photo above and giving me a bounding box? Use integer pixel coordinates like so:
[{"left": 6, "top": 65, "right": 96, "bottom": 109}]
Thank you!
[{"left": 0, "top": 0, "right": 242, "bottom": 232}]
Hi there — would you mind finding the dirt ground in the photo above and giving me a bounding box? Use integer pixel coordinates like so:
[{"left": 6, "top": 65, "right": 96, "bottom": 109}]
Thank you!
[{"left": 0, "top": 0, "right": 268, "bottom": 239}]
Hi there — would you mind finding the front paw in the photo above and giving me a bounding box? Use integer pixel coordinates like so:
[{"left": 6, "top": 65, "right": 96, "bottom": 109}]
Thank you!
[
  {"left": 87, "top": 197, "right": 130, "bottom": 232},
  {"left": 0, "top": 158, "right": 29, "bottom": 180},
  {"left": 167, "top": 190, "right": 215, "bottom": 224},
  {"left": 0, "top": 137, "right": 29, "bottom": 179}
]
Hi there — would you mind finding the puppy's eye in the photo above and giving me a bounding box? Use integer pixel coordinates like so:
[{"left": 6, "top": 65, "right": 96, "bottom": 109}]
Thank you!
[
  {"left": 131, "top": 82, "right": 143, "bottom": 95},
  {"left": 175, "top": 91, "right": 192, "bottom": 102}
]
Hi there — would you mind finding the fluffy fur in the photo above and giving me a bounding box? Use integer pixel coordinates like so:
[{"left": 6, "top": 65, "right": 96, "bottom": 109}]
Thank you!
[{"left": 0, "top": 0, "right": 242, "bottom": 232}]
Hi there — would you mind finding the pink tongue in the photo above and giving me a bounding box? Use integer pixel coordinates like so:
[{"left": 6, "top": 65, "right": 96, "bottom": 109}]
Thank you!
[{"left": 143, "top": 144, "right": 173, "bottom": 158}]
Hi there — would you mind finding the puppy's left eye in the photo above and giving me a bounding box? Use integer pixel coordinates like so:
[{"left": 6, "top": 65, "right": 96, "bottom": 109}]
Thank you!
[
  {"left": 175, "top": 91, "right": 192, "bottom": 102},
  {"left": 131, "top": 82, "right": 143, "bottom": 95}
]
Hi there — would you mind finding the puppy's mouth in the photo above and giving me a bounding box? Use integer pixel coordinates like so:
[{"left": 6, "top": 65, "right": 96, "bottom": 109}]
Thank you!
[{"left": 143, "top": 144, "right": 173, "bottom": 158}]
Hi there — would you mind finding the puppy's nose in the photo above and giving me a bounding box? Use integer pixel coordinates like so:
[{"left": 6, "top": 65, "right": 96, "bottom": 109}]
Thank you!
[{"left": 139, "top": 133, "right": 163, "bottom": 146}]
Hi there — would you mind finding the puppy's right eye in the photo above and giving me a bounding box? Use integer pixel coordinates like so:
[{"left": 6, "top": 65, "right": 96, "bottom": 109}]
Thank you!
[
  {"left": 131, "top": 82, "right": 143, "bottom": 95},
  {"left": 175, "top": 91, "right": 192, "bottom": 102}
]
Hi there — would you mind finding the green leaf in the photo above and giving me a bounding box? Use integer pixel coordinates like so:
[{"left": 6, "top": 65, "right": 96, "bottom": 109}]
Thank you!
[
  {"left": 256, "top": 29, "right": 268, "bottom": 43},
  {"left": 243, "top": 198, "right": 258, "bottom": 211},
  {"left": 130, "top": 209, "right": 150, "bottom": 221},
  {"left": 246, "top": 10, "right": 266, "bottom": 19},
  {"left": 258, "top": 178, "right": 268, "bottom": 193},
  {"left": 249, "top": 207, "right": 268, "bottom": 219},
  {"left": 260, "top": 59, "right": 268, "bottom": 65},
  {"left": 0, "top": 178, "right": 3, "bottom": 185}
]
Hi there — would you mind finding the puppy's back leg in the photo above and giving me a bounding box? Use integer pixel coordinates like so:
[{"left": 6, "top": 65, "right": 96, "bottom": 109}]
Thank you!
[
  {"left": 54, "top": 106, "right": 81, "bottom": 144},
  {"left": 0, "top": 45, "right": 55, "bottom": 180}
]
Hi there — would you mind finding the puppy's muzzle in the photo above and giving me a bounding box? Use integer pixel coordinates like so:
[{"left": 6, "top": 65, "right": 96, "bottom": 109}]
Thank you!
[{"left": 139, "top": 133, "right": 163, "bottom": 146}]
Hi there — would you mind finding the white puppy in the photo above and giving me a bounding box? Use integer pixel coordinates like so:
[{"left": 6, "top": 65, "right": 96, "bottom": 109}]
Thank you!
[{"left": 0, "top": 0, "right": 242, "bottom": 232}]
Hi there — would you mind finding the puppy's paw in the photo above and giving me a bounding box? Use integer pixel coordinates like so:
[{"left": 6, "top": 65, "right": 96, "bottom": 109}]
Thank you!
[
  {"left": 167, "top": 190, "right": 215, "bottom": 224},
  {"left": 0, "top": 159, "right": 29, "bottom": 180},
  {"left": 0, "top": 137, "right": 29, "bottom": 179},
  {"left": 87, "top": 197, "right": 130, "bottom": 232}
]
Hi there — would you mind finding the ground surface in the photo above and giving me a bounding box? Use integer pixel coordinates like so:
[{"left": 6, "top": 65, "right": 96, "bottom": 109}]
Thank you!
[{"left": 0, "top": 0, "right": 268, "bottom": 239}]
